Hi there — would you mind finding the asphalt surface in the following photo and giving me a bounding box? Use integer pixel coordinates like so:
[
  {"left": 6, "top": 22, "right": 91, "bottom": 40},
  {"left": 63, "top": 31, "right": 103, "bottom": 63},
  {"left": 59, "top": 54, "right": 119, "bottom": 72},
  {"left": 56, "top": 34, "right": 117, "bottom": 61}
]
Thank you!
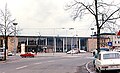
[{"left": 0, "top": 53, "right": 94, "bottom": 73}]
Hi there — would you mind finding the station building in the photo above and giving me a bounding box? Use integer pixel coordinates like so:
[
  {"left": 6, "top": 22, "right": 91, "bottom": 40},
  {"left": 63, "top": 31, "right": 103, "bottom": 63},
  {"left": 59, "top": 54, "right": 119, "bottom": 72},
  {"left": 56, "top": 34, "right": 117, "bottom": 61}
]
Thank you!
[{"left": 0, "top": 32, "right": 118, "bottom": 53}]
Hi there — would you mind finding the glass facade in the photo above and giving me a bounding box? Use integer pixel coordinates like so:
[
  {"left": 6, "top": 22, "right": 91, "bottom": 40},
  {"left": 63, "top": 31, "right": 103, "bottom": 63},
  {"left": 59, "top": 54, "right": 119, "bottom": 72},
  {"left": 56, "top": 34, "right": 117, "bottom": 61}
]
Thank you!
[{"left": 17, "top": 36, "right": 87, "bottom": 53}]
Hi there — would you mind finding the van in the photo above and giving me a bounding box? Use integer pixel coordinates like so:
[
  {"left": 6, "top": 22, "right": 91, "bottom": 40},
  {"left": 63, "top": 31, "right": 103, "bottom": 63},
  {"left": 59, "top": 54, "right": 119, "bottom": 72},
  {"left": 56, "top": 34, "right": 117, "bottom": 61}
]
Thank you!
[{"left": 0, "top": 48, "right": 4, "bottom": 60}]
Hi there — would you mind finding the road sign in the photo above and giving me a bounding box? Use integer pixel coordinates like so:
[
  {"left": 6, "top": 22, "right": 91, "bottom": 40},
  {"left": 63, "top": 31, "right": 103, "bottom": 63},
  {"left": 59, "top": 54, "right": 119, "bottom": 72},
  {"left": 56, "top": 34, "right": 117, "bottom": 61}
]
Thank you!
[{"left": 108, "top": 42, "right": 112, "bottom": 46}]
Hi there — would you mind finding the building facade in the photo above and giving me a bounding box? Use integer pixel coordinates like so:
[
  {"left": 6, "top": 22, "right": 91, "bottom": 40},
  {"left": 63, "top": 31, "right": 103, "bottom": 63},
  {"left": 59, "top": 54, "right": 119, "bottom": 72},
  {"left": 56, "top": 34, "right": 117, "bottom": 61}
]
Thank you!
[
  {"left": 17, "top": 36, "right": 83, "bottom": 53},
  {"left": 1, "top": 32, "right": 119, "bottom": 53}
]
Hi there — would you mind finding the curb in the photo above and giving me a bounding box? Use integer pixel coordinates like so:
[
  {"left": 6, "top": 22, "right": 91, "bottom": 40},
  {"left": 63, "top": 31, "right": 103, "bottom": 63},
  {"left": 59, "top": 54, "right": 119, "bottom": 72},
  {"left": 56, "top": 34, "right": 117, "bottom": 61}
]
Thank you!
[{"left": 86, "top": 61, "right": 95, "bottom": 73}]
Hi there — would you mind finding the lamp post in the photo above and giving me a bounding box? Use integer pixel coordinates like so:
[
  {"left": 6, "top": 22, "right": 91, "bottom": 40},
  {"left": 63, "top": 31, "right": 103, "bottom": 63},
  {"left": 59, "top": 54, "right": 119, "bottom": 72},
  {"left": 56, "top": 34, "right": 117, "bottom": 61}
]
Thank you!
[
  {"left": 91, "top": 28, "right": 94, "bottom": 51},
  {"left": 13, "top": 23, "right": 18, "bottom": 56},
  {"left": 4, "top": 26, "right": 7, "bottom": 60},
  {"left": 62, "top": 28, "right": 74, "bottom": 52}
]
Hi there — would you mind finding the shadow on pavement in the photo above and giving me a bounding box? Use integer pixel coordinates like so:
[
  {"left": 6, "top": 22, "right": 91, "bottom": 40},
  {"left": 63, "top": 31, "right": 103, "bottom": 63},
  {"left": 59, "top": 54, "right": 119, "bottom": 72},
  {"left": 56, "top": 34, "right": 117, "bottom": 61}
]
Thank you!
[{"left": 75, "top": 64, "right": 88, "bottom": 73}]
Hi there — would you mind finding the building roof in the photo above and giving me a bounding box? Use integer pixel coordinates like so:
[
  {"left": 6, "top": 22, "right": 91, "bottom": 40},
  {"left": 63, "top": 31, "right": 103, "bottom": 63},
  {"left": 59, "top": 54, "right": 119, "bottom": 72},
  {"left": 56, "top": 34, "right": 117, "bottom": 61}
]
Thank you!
[
  {"left": 91, "top": 33, "right": 116, "bottom": 36},
  {"left": 100, "top": 33, "right": 116, "bottom": 35}
]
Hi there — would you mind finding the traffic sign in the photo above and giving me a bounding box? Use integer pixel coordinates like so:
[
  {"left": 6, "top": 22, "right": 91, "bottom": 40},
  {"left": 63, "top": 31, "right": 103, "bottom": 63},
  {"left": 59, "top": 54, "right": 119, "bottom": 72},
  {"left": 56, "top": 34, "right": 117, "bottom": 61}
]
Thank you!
[{"left": 108, "top": 42, "right": 112, "bottom": 46}]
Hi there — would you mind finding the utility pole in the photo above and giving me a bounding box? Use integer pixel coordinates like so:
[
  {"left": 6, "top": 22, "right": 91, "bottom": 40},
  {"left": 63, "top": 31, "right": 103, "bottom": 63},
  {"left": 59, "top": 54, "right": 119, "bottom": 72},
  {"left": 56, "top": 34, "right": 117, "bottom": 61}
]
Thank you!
[
  {"left": 91, "top": 28, "right": 94, "bottom": 51},
  {"left": 13, "top": 23, "right": 18, "bottom": 56}
]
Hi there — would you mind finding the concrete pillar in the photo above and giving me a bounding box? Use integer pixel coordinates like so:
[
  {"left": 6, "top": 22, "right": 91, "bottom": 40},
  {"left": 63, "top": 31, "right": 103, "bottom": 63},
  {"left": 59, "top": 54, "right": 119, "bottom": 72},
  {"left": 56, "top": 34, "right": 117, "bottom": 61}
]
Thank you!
[
  {"left": 71, "top": 38, "right": 73, "bottom": 49},
  {"left": 54, "top": 37, "right": 56, "bottom": 53},
  {"left": 63, "top": 38, "right": 65, "bottom": 52},
  {"left": 27, "top": 38, "right": 28, "bottom": 45},
  {"left": 45, "top": 38, "right": 47, "bottom": 46},
  {"left": 79, "top": 38, "right": 81, "bottom": 50}
]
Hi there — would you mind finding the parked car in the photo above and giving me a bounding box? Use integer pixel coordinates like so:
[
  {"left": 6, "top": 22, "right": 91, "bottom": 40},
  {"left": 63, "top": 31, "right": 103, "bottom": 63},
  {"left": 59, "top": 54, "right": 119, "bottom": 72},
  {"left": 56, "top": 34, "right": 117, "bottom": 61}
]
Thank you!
[
  {"left": 92, "top": 48, "right": 109, "bottom": 56},
  {"left": 0, "top": 48, "right": 4, "bottom": 60},
  {"left": 99, "top": 48, "right": 109, "bottom": 51},
  {"left": 8, "top": 51, "right": 14, "bottom": 56},
  {"left": 66, "top": 49, "right": 79, "bottom": 54},
  {"left": 20, "top": 52, "right": 35, "bottom": 58},
  {"left": 94, "top": 51, "right": 120, "bottom": 73},
  {"left": 79, "top": 50, "right": 86, "bottom": 53}
]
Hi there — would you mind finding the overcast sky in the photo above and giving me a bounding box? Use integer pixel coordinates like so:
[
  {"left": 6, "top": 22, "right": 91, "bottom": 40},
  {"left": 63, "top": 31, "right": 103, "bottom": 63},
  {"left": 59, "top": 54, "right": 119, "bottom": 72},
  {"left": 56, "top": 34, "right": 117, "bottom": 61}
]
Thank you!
[{"left": 0, "top": 0, "right": 119, "bottom": 37}]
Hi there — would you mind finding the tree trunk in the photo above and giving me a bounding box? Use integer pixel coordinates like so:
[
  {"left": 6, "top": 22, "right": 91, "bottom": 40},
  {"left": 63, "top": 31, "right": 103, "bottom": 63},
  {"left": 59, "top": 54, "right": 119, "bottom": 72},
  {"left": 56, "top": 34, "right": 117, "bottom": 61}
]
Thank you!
[
  {"left": 97, "top": 27, "right": 100, "bottom": 54},
  {"left": 95, "top": 0, "right": 100, "bottom": 54},
  {"left": 4, "top": 31, "right": 7, "bottom": 60}
]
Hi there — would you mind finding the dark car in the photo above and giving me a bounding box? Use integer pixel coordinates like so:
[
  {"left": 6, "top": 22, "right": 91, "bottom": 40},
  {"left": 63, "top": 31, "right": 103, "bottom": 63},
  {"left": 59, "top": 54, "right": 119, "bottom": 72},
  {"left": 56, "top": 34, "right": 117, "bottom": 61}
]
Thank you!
[
  {"left": 20, "top": 53, "right": 35, "bottom": 58},
  {"left": 100, "top": 48, "right": 109, "bottom": 51},
  {"left": 93, "top": 48, "right": 109, "bottom": 56}
]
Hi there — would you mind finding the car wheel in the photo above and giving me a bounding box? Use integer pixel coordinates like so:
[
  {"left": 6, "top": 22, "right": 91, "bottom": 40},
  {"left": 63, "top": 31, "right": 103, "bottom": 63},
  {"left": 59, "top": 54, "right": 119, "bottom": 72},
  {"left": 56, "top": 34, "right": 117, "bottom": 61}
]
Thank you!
[
  {"left": 31, "top": 56, "right": 33, "bottom": 58},
  {"left": 2, "top": 58, "right": 4, "bottom": 61},
  {"left": 95, "top": 68, "right": 98, "bottom": 72},
  {"left": 98, "top": 68, "right": 103, "bottom": 73},
  {"left": 99, "top": 70, "right": 104, "bottom": 73},
  {"left": 32, "top": 56, "right": 34, "bottom": 58},
  {"left": 94, "top": 66, "right": 99, "bottom": 72}
]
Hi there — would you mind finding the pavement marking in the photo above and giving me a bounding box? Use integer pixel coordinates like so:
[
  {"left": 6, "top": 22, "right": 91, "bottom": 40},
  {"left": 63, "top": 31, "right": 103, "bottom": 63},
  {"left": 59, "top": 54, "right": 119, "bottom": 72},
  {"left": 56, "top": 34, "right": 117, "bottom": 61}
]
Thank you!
[
  {"left": 47, "top": 60, "right": 55, "bottom": 63},
  {"left": 16, "top": 65, "right": 28, "bottom": 70},
  {"left": 1, "top": 72, "right": 5, "bottom": 73},
  {"left": 34, "top": 62, "right": 42, "bottom": 65},
  {"left": 62, "top": 56, "right": 79, "bottom": 58},
  {"left": 86, "top": 57, "right": 94, "bottom": 59}
]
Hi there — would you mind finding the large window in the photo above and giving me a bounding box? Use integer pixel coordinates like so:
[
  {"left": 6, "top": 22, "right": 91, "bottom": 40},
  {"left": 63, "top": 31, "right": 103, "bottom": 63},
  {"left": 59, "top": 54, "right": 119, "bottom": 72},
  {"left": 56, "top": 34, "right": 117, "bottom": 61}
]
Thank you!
[
  {"left": 0, "top": 39, "right": 3, "bottom": 47},
  {"left": 47, "top": 37, "right": 54, "bottom": 46},
  {"left": 28, "top": 40, "right": 36, "bottom": 45},
  {"left": 0, "top": 49, "right": 3, "bottom": 52},
  {"left": 103, "top": 53, "right": 120, "bottom": 59}
]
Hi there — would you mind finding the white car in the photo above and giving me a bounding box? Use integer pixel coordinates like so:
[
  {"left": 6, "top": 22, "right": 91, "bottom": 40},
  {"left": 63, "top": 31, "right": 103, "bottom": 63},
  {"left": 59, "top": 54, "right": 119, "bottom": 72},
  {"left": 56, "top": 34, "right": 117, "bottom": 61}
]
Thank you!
[
  {"left": 79, "top": 50, "right": 86, "bottom": 53},
  {"left": 67, "top": 49, "right": 79, "bottom": 54},
  {"left": 8, "top": 51, "right": 14, "bottom": 56},
  {"left": 94, "top": 51, "right": 120, "bottom": 73}
]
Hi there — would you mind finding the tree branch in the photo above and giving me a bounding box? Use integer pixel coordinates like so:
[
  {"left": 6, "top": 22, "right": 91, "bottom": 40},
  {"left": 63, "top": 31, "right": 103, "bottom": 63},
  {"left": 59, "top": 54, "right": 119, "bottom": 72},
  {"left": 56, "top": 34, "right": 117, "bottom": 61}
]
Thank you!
[
  {"left": 80, "top": 2, "right": 96, "bottom": 16},
  {"left": 100, "top": 8, "right": 120, "bottom": 28}
]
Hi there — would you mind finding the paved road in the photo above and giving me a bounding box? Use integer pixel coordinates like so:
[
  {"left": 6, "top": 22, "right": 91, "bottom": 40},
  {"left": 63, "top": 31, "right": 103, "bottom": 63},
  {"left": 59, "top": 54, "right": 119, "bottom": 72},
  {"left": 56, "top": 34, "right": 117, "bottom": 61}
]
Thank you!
[{"left": 0, "top": 53, "right": 93, "bottom": 73}]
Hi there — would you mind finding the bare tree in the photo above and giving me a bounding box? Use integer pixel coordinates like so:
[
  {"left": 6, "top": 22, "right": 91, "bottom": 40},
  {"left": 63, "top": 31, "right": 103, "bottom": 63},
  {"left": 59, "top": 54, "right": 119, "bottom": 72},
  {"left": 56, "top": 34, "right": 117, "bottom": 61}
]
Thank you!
[
  {"left": 66, "top": 0, "right": 120, "bottom": 53},
  {"left": 0, "top": 4, "right": 15, "bottom": 60}
]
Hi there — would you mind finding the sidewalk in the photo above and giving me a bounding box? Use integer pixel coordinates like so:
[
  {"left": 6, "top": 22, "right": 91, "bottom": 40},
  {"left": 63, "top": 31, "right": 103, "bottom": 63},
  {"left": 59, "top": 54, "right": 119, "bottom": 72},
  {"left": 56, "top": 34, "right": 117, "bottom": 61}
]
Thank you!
[
  {"left": 36, "top": 52, "right": 88, "bottom": 57},
  {"left": 0, "top": 52, "right": 90, "bottom": 63},
  {"left": 0, "top": 53, "right": 21, "bottom": 63},
  {"left": 36, "top": 52, "right": 67, "bottom": 57}
]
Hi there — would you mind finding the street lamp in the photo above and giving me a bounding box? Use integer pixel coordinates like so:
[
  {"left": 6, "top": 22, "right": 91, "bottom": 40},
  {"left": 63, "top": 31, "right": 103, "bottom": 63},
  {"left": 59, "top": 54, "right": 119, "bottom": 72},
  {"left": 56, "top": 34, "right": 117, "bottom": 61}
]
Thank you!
[
  {"left": 91, "top": 28, "right": 94, "bottom": 51},
  {"left": 91, "top": 28, "right": 94, "bottom": 39},
  {"left": 13, "top": 23, "right": 18, "bottom": 56},
  {"left": 62, "top": 28, "right": 74, "bottom": 52}
]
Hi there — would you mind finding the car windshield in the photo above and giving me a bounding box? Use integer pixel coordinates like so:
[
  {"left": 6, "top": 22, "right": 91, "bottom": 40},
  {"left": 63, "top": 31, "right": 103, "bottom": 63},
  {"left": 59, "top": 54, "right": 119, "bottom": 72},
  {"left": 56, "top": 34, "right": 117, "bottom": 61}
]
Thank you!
[{"left": 103, "top": 53, "right": 120, "bottom": 59}]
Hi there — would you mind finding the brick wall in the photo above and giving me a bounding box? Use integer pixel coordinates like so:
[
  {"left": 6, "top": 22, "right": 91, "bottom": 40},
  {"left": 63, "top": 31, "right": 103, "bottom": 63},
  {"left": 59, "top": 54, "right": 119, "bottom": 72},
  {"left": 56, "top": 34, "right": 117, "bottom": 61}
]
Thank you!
[{"left": 8, "top": 37, "right": 18, "bottom": 52}]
